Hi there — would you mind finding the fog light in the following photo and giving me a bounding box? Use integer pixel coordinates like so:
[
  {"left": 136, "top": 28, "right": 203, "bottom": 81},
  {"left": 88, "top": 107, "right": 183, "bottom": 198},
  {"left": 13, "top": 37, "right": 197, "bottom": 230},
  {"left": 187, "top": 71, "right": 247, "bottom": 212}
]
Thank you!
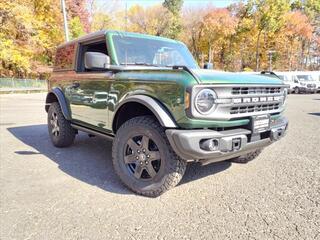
[{"left": 200, "top": 138, "right": 219, "bottom": 151}]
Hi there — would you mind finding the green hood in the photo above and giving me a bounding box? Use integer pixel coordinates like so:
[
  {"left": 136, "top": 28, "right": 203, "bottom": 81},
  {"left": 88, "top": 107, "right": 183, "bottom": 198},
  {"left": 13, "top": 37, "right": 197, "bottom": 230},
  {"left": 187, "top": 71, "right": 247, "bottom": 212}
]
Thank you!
[{"left": 192, "top": 69, "right": 283, "bottom": 85}]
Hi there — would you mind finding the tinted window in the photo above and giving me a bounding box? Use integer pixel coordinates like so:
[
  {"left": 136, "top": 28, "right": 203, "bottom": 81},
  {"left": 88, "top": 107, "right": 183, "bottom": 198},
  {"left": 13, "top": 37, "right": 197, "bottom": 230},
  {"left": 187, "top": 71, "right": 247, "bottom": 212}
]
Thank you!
[{"left": 54, "top": 43, "right": 76, "bottom": 71}]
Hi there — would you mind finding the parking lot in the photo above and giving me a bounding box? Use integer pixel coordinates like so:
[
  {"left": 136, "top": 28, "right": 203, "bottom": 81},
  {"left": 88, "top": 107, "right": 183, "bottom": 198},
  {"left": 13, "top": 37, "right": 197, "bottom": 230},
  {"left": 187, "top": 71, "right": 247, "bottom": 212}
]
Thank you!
[{"left": 0, "top": 93, "right": 319, "bottom": 240}]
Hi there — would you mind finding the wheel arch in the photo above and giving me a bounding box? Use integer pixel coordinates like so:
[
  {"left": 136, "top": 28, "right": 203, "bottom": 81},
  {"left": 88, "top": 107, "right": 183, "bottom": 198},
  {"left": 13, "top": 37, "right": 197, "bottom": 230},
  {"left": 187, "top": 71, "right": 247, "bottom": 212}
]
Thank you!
[
  {"left": 112, "top": 95, "right": 178, "bottom": 133},
  {"left": 45, "top": 88, "right": 71, "bottom": 120}
]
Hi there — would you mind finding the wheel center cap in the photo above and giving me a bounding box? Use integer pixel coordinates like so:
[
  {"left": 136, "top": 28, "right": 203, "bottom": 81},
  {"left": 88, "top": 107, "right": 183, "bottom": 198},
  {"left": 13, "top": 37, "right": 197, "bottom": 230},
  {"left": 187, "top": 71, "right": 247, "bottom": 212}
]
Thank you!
[{"left": 138, "top": 154, "right": 146, "bottom": 161}]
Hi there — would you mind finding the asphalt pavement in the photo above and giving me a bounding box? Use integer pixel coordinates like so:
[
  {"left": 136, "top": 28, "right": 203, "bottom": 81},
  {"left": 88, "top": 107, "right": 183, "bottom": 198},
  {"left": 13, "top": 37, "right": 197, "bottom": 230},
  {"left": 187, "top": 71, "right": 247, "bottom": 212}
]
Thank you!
[{"left": 0, "top": 93, "right": 319, "bottom": 240}]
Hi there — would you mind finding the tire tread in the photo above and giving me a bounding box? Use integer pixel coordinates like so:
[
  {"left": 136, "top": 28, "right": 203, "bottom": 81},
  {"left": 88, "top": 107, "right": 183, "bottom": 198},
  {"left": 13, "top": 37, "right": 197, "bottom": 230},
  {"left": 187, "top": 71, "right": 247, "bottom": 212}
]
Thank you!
[{"left": 112, "top": 116, "right": 186, "bottom": 197}]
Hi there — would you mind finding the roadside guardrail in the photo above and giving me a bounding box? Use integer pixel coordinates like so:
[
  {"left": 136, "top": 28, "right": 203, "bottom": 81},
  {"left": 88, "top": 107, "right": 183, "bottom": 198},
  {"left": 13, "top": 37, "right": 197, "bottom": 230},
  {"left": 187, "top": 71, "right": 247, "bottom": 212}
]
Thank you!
[{"left": 0, "top": 78, "right": 47, "bottom": 94}]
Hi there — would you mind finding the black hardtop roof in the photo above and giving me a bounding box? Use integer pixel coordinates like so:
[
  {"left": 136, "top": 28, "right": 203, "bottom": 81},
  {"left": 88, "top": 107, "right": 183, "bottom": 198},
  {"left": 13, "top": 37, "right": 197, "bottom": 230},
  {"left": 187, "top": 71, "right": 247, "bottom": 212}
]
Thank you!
[
  {"left": 57, "top": 30, "right": 107, "bottom": 48},
  {"left": 57, "top": 30, "right": 181, "bottom": 49}
]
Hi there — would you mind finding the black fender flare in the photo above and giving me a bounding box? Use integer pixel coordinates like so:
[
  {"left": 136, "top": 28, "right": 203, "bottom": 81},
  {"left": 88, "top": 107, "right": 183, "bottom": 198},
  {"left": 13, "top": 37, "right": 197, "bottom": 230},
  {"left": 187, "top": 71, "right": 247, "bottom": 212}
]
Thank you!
[
  {"left": 45, "top": 88, "right": 71, "bottom": 120},
  {"left": 113, "top": 95, "right": 178, "bottom": 129}
]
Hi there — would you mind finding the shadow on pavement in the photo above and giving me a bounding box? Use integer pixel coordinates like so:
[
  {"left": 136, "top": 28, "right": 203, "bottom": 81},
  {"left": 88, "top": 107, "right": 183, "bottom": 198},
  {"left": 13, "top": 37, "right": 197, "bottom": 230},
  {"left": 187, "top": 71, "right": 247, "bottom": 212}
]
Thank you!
[
  {"left": 8, "top": 124, "right": 231, "bottom": 195},
  {"left": 308, "top": 112, "right": 320, "bottom": 117},
  {"left": 180, "top": 161, "right": 231, "bottom": 185}
]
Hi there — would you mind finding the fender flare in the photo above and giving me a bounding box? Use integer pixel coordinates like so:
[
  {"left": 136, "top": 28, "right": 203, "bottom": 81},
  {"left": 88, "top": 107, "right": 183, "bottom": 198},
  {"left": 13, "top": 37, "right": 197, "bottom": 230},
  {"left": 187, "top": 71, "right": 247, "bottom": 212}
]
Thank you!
[
  {"left": 113, "top": 95, "right": 178, "bottom": 129},
  {"left": 45, "top": 88, "right": 71, "bottom": 120}
]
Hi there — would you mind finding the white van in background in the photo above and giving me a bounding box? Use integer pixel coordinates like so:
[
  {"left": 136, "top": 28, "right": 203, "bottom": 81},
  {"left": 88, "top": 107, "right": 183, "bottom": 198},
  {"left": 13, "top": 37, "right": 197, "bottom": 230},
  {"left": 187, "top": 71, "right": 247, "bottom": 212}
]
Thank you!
[
  {"left": 238, "top": 71, "right": 319, "bottom": 94},
  {"left": 274, "top": 72, "right": 296, "bottom": 94},
  {"left": 291, "top": 72, "right": 317, "bottom": 94},
  {"left": 309, "top": 71, "right": 320, "bottom": 92}
]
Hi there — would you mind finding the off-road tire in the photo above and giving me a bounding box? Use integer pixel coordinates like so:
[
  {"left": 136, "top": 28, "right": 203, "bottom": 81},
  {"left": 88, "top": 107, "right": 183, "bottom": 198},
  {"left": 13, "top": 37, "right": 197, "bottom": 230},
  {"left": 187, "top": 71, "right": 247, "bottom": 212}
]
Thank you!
[
  {"left": 47, "top": 102, "right": 75, "bottom": 147},
  {"left": 112, "top": 116, "right": 187, "bottom": 197},
  {"left": 230, "top": 149, "right": 262, "bottom": 164}
]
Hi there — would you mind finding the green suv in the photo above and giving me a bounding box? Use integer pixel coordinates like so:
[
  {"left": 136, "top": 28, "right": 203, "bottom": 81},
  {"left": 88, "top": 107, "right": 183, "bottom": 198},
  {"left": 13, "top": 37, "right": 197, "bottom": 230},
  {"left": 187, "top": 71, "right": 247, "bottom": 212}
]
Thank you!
[{"left": 46, "top": 30, "right": 288, "bottom": 197}]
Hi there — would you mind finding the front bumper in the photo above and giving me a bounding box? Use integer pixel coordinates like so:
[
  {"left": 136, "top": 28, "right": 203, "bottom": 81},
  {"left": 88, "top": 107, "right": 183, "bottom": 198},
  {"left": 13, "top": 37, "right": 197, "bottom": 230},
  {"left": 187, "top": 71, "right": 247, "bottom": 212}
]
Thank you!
[{"left": 166, "top": 116, "right": 288, "bottom": 165}]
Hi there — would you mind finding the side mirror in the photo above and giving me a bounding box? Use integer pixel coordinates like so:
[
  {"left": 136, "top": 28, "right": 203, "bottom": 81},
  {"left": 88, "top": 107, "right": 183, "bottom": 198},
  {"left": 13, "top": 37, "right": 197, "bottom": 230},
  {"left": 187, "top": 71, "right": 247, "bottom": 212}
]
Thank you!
[
  {"left": 294, "top": 80, "right": 299, "bottom": 83},
  {"left": 204, "top": 62, "right": 213, "bottom": 69},
  {"left": 84, "top": 52, "right": 110, "bottom": 70}
]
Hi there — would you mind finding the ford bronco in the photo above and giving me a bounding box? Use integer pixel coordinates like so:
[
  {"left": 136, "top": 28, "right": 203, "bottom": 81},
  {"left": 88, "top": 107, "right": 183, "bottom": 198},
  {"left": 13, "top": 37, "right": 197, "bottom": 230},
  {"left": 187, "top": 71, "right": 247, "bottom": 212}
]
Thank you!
[{"left": 46, "top": 31, "right": 288, "bottom": 197}]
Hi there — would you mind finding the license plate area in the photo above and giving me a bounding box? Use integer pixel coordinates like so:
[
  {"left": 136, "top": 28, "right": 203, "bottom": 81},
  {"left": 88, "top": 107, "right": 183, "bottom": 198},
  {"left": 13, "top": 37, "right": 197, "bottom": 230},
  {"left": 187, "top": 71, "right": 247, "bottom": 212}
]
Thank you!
[{"left": 251, "top": 115, "right": 270, "bottom": 133}]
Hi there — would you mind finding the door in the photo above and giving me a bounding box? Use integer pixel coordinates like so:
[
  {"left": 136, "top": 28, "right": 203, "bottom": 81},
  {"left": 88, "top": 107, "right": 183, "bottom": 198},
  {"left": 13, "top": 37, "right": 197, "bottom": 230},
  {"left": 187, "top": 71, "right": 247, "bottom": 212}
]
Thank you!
[{"left": 68, "top": 39, "right": 114, "bottom": 132}]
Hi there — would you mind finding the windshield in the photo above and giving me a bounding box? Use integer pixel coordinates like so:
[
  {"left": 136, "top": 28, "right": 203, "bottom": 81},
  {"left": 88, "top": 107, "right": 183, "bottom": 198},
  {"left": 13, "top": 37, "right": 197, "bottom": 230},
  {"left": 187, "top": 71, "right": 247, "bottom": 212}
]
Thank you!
[
  {"left": 296, "top": 75, "right": 314, "bottom": 81},
  {"left": 112, "top": 35, "right": 198, "bottom": 69}
]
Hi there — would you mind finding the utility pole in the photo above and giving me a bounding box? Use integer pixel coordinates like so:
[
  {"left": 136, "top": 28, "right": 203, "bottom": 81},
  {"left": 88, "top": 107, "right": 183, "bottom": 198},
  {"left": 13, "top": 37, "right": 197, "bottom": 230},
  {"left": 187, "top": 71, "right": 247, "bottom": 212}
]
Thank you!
[
  {"left": 268, "top": 50, "right": 276, "bottom": 71},
  {"left": 61, "top": 0, "right": 69, "bottom": 42}
]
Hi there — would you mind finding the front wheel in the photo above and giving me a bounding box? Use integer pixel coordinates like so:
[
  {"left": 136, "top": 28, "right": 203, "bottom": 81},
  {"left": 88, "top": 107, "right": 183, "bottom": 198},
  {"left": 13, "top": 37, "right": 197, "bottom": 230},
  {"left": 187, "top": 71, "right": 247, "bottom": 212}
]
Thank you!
[
  {"left": 112, "top": 116, "right": 187, "bottom": 197},
  {"left": 294, "top": 87, "right": 299, "bottom": 94}
]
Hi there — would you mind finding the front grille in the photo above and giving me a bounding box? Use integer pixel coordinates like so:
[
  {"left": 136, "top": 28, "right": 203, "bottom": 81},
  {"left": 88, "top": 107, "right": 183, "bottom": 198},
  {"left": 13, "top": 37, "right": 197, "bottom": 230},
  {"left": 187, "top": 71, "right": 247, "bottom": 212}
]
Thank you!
[
  {"left": 230, "top": 103, "right": 280, "bottom": 114},
  {"left": 191, "top": 84, "right": 285, "bottom": 120},
  {"left": 232, "top": 87, "right": 281, "bottom": 95}
]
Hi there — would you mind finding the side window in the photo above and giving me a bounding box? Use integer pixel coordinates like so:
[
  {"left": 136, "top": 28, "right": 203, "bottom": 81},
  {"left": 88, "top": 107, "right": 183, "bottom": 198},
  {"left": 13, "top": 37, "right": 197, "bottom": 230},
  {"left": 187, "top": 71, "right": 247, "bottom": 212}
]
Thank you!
[
  {"left": 54, "top": 43, "right": 76, "bottom": 71},
  {"left": 77, "top": 41, "right": 109, "bottom": 72}
]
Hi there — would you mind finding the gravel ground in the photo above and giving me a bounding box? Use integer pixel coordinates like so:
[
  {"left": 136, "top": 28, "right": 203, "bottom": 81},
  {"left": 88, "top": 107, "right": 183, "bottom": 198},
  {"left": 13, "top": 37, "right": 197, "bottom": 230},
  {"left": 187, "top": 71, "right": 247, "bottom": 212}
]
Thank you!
[{"left": 0, "top": 93, "right": 319, "bottom": 240}]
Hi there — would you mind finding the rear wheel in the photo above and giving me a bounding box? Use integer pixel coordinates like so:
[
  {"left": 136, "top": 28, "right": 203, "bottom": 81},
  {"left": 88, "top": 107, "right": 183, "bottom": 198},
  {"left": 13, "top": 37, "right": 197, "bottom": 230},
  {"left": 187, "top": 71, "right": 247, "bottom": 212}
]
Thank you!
[
  {"left": 112, "top": 116, "right": 187, "bottom": 197},
  {"left": 230, "top": 149, "right": 262, "bottom": 164},
  {"left": 47, "top": 102, "right": 75, "bottom": 147}
]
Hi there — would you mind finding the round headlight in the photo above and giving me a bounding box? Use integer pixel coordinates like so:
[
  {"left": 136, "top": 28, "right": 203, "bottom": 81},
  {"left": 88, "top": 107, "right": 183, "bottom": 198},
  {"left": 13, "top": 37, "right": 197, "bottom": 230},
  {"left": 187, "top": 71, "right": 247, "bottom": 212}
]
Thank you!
[{"left": 195, "top": 89, "right": 216, "bottom": 114}]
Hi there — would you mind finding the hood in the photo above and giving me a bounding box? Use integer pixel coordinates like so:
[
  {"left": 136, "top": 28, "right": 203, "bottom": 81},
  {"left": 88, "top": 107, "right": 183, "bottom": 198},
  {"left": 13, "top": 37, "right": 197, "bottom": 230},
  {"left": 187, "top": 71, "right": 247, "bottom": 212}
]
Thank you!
[{"left": 192, "top": 69, "right": 283, "bottom": 85}]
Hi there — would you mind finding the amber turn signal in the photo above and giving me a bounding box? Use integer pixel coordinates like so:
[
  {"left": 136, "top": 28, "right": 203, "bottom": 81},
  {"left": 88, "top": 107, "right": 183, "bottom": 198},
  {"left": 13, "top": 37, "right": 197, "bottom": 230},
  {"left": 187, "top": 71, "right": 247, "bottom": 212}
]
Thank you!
[{"left": 184, "top": 91, "right": 190, "bottom": 109}]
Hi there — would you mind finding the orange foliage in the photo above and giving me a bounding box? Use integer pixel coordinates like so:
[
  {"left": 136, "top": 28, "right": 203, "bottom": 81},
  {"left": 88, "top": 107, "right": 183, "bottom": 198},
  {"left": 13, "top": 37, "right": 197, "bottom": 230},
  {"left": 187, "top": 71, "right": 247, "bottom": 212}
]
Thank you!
[{"left": 284, "top": 11, "right": 313, "bottom": 40}]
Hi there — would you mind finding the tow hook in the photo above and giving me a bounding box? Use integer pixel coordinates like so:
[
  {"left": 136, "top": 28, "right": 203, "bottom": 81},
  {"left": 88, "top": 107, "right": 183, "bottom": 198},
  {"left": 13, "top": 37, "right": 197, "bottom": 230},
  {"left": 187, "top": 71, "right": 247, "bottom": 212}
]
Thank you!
[
  {"left": 271, "top": 125, "right": 287, "bottom": 141},
  {"left": 232, "top": 138, "right": 241, "bottom": 151}
]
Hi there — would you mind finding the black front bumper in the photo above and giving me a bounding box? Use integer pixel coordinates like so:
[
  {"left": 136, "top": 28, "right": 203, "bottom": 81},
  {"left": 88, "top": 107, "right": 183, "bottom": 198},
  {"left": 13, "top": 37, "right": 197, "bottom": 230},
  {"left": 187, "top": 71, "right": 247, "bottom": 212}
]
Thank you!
[{"left": 166, "top": 116, "right": 288, "bottom": 164}]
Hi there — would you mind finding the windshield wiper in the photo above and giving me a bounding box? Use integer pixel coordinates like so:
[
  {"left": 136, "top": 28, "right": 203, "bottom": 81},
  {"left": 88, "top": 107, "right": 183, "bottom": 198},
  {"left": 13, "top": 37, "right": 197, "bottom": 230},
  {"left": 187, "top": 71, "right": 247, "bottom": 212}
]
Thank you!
[{"left": 120, "top": 62, "right": 159, "bottom": 67}]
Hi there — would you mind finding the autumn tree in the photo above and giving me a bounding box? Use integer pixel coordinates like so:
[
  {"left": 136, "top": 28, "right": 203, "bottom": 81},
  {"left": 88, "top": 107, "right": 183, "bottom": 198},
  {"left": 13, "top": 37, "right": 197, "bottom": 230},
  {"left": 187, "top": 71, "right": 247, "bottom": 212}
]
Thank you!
[
  {"left": 127, "top": 4, "right": 172, "bottom": 36},
  {"left": 291, "top": 0, "right": 320, "bottom": 70},
  {"left": 0, "top": 0, "right": 64, "bottom": 77},
  {"left": 198, "top": 8, "right": 238, "bottom": 69},
  {"left": 281, "top": 11, "right": 313, "bottom": 70},
  {"left": 90, "top": 0, "right": 126, "bottom": 32},
  {"left": 181, "top": 6, "right": 212, "bottom": 63},
  {"left": 66, "top": 0, "right": 90, "bottom": 38},
  {"left": 162, "top": 0, "right": 183, "bottom": 39},
  {"left": 247, "top": 0, "right": 290, "bottom": 71},
  {"left": 1, "top": 0, "right": 319, "bottom": 78}
]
